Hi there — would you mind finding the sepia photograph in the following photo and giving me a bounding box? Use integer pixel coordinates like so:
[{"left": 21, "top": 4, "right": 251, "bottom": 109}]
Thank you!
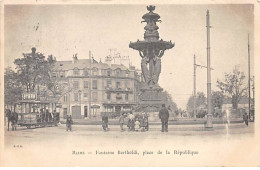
[{"left": 0, "top": 0, "right": 259, "bottom": 167}]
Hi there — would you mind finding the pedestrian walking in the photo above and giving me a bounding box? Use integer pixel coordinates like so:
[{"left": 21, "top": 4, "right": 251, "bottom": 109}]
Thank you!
[
  {"left": 159, "top": 104, "right": 169, "bottom": 132},
  {"left": 119, "top": 113, "right": 125, "bottom": 132},
  {"left": 128, "top": 112, "right": 135, "bottom": 131},
  {"left": 102, "top": 115, "right": 109, "bottom": 131},
  {"left": 66, "top": 115, "right": 73, "bottom": 131},
  {"left": 53, "top": 110, "right": 58, "bottom": 126},
  {"left": 46, "top": 109, "right": 50, "bottom": 122},
  {"left": 140, "top": 112, "right": 148, "bottom": 132},
  {"left": 243, "top": 112, "right": 249, "bottom": 126}
]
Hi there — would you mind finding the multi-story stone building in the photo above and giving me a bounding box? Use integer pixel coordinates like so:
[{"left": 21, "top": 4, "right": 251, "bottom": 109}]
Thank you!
[{"left": 53, "top": 56, "right": 141, "bottom": 119}]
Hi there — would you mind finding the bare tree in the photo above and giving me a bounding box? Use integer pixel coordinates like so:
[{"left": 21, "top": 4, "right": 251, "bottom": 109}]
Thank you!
[{"left": 217, "top": 65, "right": 247, "bottom": 110}]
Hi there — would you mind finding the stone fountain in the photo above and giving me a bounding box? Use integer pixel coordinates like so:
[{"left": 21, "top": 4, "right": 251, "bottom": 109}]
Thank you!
[{"left": 129, "top": 5, "right": 174, "bottom": 112}]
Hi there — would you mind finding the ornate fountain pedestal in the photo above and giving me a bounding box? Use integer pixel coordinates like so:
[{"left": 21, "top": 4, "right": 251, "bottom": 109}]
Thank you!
[
  {"left": 134, "top": 85, "right": 164, "bottom": 121},
  {"left": 129, "top": 5, "right": 174, "bottom": 113},
  {"left": 140, "top": 85, "right": 163, "bottom": 101}
]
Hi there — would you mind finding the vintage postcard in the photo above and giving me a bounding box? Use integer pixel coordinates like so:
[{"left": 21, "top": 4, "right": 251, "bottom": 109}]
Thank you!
[{"left": 0, "top": 0, "right": 260, "bottom": 167}]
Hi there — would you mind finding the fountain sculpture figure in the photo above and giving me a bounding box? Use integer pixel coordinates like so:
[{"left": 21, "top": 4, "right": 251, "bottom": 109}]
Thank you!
[{"left": 129, "top": 5, "right": 174, "bottom": 112}]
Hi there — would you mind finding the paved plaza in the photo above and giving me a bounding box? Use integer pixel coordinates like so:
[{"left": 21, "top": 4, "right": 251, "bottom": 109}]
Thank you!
[{"left": 4, "top": 122, "right": 254, "bottom": 147}]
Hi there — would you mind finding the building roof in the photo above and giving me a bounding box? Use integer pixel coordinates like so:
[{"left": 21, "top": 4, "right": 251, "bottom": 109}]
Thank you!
[{"left": 53, "top": 59, "right": 129, "bottom": 71}]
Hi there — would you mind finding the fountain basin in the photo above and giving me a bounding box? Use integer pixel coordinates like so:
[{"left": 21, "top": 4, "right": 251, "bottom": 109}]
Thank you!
[{"left": 129, "top": 40, "right": 174, "bottom": 51}]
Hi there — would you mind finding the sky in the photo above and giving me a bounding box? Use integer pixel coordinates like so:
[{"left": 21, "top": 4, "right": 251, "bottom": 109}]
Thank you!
[{"left": 4, "top": 4, "right": 254, "bottom": 109}]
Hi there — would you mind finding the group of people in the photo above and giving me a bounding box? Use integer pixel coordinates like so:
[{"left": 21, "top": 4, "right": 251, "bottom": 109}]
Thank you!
[
  {"left": 102, "top": 111, "right": 149, "bottom": 132},
  {"left": 38, "top": 109, "right": 60, "bottom": 125},
  {"left": 7, "top": 104, "right": 250, "bottom": 133},
  {"left": 125, "top": 111, "right": 149, "bottom": 132},
  {"left": 101, "top": 104, "right": 169, "bottom": 132}
]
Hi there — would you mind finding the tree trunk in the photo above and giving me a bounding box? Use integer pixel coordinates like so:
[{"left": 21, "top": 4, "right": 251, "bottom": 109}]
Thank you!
[{"left": 232, "top": 96, "right": 239, "bottom": 116}]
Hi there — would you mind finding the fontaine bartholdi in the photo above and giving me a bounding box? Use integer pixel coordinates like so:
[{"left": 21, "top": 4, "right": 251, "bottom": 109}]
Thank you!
[{"left": 129, "top": 5, "right": 174, "bottom": 112}]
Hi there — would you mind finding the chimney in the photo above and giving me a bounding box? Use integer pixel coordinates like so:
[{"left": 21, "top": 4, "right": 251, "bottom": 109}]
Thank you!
[
  {"left": 105, "top": 55, "right": 112, "bottom": 67},
  {"left": 72, "top": 53, "right": 78, "bottom": 63},
  {"left": 31, "top": 47, "right": 36, "bottom": 55}
]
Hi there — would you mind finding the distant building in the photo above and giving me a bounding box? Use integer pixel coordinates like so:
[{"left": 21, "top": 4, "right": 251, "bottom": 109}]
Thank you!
[
  {"left": 52, "top": 56, "right": 141, "bottom": 119},
  {"left": 221, "top": 96, "right": 251, "bottom": 112}
]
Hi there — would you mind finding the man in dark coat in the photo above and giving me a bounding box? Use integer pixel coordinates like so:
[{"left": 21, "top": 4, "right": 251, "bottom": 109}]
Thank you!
[
  {"left": 66, "top": 115, "right": 73, "bottom": 131},
  {"left": 102, "top": 115, "right": 109, "bottom": 131},
  {"left": 159, "top": 104, "right": 169, "bottom": 132},
  {"left": 243, "top": 112, "right": 248, "bottom": 126}
]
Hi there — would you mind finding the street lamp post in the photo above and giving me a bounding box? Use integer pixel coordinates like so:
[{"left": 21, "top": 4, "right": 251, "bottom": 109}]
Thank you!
[
  {"left": 252, "top": 76, "right": 255, "bottom": 122},
  {"left": 193, "top": 55, "right": 197, "bottom": 120},
  {"left": 248, "top": 34, "right": 251, "bottom": 120}
]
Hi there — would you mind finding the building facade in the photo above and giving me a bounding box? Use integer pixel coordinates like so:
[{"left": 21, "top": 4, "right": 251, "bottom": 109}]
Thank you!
[{"left": 53, "top": 56, "right": 141, "bottom": 119}]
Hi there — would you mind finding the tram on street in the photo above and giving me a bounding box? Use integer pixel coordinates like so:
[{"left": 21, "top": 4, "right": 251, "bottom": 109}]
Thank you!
[{"left": 15, "top": 92, "right": 61, "bottom": 129}]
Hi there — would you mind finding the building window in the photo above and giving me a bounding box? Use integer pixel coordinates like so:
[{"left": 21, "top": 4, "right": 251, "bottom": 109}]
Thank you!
[
  {"left": 125, "top": 94, "right": 129, "bottom": 101},
  {"left": 107, "top": 93, "right": 111, "bottom": 100},
  {"left": 74, "top": 93, "right": 79, "bottom": 101},
  {"left": 107, "top": 70, "right": 111, "bottom": 76},
  {"left": 92, "top": 80, "right": 97, "bottom": 89},
  {"left": 116, "top": 81, "right": 121, "bottom": 89},
  {"left": 107, "top": 80, "right": 112, "bottom": 88},
  {"left": 125, "top": 81, "right": 129, "bottom": 88},
  {"left": 83, "top": 93, "right": 88, "bottom": 98},
  {"left": 116, "top": 93, "right": 122, "bottom": 100},
  {"left": 63, "top": 108, "right": 67, "bottom": 119},
  {"left": 52, "top": 73, "right": 57, "bottom": 78},
  {"left": 93, "top": 92, "right": 98, "bottom": 101},
  {"left": 84, "top": 70, "right": 88, "bottom": 76},
  {"left": 105, "top": 106, "right": 113, "bottom": 112},
  {"left": 116, "top": 69, "right": 121, "bottom": 77},
  {"left": 73, "top": 68, "right": 79, "bottom": 75},
  {"left": 84, "top": 81, "right": 88, "bottom": 88},
  {"left": 60, "top": 71, "right": 65, "bottom": 78},
  {"left": 92, "top": 68, "right": 98, "bottom": 76},
  {"left": 64, "top": 95, "right": 67, "bottom": 102},
  {"left": 126, "top": 71, "right": 129, "bottom": 77},
  {"left": 73, "top": 81, "right": 79, "bottom": 89}
]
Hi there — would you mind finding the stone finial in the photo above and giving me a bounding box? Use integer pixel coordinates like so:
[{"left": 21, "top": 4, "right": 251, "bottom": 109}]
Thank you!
[
  {"left": 31, "top": 47, "right": 36, "bottom": 54},
  {"left": 147, "top": 5, "right": 155, "bottom": 12}
]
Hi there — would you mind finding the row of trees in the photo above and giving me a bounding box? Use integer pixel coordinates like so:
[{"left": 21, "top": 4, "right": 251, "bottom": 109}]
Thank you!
[
  {"left": 186, "top": 65, "right": 252, "bottom": 116},
  {"left": 4, "top": 48, "right": 65, "bottom": 108}
]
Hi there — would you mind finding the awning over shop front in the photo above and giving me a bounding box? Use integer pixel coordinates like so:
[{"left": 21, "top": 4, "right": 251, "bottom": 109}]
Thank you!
[
  {"left": 102, "top": 103, "right": 135, "bottom": 107},
  {"left": 91, "top": 105, "right": 100, "bottom": 109}
]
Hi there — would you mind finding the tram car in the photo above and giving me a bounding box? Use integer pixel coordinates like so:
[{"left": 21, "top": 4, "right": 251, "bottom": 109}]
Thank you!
[{"left": 15, "top": 94, "right": 60, "bottom": 129}]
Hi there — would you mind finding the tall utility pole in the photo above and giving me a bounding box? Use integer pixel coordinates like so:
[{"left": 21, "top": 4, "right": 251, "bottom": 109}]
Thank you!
[
  {"left": 252, "top": 76, "right": 255, "bottom": 122},
  {"left": 193, "top": 55, "right": 196, "bottom": 120},
  {"left": 89, "top": 51, "right": 92, "bottom": 119},
  {"left": 248, "top": 34, "right": 251, "bottom": 120},
  {"left": 193, "top": 54, "right": 213, "bottom": 120},
  {"left": 205, "top": 10, "right": 213, "bottom": 128}
]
